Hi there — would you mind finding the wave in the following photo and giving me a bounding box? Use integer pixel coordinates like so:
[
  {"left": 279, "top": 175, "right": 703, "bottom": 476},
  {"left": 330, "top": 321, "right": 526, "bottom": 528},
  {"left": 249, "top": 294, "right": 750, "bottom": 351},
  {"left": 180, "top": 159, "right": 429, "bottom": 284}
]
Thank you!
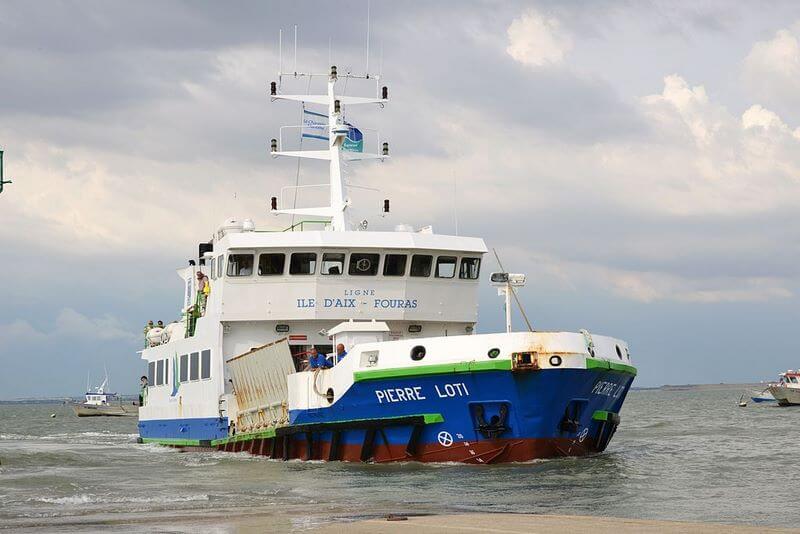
[{"left": 31, "top": 493, "right": 210, "bottom": 506}]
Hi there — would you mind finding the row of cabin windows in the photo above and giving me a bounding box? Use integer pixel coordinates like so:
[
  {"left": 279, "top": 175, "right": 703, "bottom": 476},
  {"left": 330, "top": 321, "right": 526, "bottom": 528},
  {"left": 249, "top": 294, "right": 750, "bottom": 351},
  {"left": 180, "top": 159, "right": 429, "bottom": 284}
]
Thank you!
[
  {"left": 147, "top": 349, "right": 211, "bottom": 386},
  {"left": 224, "top": 252, "right": 481, "bottom": 279}
]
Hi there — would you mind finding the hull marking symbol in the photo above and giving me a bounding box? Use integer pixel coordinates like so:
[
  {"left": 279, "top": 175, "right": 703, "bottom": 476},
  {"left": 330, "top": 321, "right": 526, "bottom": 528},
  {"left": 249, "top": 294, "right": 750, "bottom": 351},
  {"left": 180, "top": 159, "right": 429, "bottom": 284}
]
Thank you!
[
  {"left": 578, "top": 428, "right": 589, "bottom": 442},
  {"left": 437, "top": 431, "right": 453, "bottom": 447}
]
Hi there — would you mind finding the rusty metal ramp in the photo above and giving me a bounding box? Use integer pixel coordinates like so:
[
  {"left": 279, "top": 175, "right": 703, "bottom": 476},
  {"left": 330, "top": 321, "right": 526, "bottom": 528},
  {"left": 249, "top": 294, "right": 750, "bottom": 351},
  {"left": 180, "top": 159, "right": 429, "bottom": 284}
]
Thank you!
[{"left": 227, "top": 338, "right": 295, "bottom": 432}]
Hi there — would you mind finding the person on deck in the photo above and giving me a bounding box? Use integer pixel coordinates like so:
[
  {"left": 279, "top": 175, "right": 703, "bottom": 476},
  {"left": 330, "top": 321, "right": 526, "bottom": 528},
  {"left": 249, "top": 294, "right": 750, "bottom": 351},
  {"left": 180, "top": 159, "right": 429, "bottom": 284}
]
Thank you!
[
  {"left": 139, "top": 375, "right": 148, "bottom": 406},
  {"left": 334, "top": 343, "right": 347, "bottom": 364},
  {"left": 196, "top": 271, "right": 210, "bottom": 314},
  {"left": 307, "top": 347, "right": 331, "bottom": 370},
  {"left": 156, "top": 320, "right": 164, "bottom": 329},
  {"left": 142, "top": 320, "right": 154, "bottom": 348}
]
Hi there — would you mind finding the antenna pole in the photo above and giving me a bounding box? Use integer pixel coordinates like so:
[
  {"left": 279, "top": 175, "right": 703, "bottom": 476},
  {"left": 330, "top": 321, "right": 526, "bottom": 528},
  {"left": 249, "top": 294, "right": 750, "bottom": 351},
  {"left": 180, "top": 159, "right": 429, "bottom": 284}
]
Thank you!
[
  {"left": 293, "top": 25, "right": 298, "bottom": 74},
  {"left": 279, "top": 29, "right": 283, "bottom": 76},
  {"left": 492, "top": 248, "right": 534, "bottom": 332},
  {"left": 365, "top": 0, "right": 371, "bottom": 75}
]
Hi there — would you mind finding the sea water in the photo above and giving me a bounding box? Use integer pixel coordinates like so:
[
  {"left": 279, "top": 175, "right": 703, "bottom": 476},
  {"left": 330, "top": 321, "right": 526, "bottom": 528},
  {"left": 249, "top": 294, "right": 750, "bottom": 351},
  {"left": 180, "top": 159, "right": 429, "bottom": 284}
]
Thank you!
[{"left": 1, "top": 386, "right": 798, "bottom": 532}]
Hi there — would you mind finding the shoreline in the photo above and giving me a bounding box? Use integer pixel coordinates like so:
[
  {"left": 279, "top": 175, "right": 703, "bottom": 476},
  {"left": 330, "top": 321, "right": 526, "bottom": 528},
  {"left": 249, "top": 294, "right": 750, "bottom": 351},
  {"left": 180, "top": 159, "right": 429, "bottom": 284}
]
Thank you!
[{"left": 5, "top": 510, "right": 796, "bottom": 533}]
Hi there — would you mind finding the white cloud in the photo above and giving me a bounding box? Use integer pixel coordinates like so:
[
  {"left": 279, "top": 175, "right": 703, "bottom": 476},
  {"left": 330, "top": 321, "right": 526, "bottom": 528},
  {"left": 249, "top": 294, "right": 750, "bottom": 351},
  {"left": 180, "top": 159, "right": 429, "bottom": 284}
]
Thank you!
[
  {"left": 743, "top": 27, "right": 800, "bottom": 111},
  {"left": 506, "top": 9, "right": 573, "bottom": 67}
]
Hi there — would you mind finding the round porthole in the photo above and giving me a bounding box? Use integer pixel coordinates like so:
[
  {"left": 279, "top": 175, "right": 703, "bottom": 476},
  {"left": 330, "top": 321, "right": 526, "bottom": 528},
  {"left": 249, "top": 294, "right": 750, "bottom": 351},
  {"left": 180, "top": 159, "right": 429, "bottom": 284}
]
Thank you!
[
  {"left": 487, "top": 348, "right": 501, "bottom": 359},
  {"left": 326, "top": 388, "right": 334, "bottom": 404},
  {"left": 549, "top": 355, "right": 562, "bottom": 367},
  {"left": 615, "top": 345, "right": 623, "bottom": 360},
  {"left": 411, "top": 345, "right": 426, "bottom": 361}
]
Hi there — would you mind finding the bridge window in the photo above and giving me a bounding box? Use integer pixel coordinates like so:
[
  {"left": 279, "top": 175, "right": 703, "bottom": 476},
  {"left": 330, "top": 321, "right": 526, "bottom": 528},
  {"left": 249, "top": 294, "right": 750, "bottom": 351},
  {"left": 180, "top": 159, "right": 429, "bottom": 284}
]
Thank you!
[
  {"left": 321, "top": 253, "right": 345, "bottom": 275},
  {"left": 179, "top": 354, "right": 188, "bottom": 382},
  {"left": 227, "top": 254, "right": 254, "bottom": 277},
  {"left": 210, "top": 257, "right": 216, "bottom": 280},
  {"left": 201, "top": 350, "right": 211, "bottom": 379},
  {"left": 383, "top": 254, "right": 407, "bottom": 276},
  {"left": 435, "top": 256, "right": 457, "bottom": 278},
  {"left": 148, "top": 361, "right": 155, "bottom": 385},
  {"left": 190, "top": 352, "right": 199, "bottom": 381},
  {"left": 217, "top": 255, "right": 224, "bottom": 278},
  {"left": 290, "top": 252, "right": 317, "bottom": 275},
  {"left": 349, "top": 253, "right": 380, "bottom": 276},
  {"left": 410, "top": 255, "right": 432, "bottom": 277},
  {"left": 258, "top": 253, "right": 286, "bottom": 275},
  {"left": 459, "top": 258, "right": 481, "bottom": 279},
  {"left": 156, "top": 360, "right": 164, "bottom": 386}
]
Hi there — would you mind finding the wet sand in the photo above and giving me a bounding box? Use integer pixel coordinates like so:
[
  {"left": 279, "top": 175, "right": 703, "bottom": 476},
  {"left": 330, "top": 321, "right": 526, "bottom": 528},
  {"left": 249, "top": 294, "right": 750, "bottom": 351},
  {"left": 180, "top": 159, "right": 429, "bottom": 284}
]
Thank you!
[{"left": 312, "top": 513, "right": 799, "bottom": 533}]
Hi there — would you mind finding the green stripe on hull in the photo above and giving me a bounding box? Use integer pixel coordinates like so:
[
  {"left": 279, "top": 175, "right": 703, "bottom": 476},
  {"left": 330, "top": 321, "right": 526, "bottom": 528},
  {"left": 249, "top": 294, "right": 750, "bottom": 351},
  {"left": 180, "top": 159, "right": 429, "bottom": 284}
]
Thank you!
[
  {"left": 585, "top": 358, "right": 637, "bottom": 376},
  {"left": 353, "top": 360, "right": 512, "bottom": 382},
  {"left": 140, "top": 437, "right": 204, "bottom": 447}
]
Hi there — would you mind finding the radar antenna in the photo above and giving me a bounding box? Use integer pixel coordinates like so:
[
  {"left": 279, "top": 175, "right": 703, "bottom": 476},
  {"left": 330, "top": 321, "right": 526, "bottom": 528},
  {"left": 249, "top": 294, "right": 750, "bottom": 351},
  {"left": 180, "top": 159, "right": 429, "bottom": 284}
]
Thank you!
[{"left": 268, "top": 54, "right": 389, "bottom": 231}]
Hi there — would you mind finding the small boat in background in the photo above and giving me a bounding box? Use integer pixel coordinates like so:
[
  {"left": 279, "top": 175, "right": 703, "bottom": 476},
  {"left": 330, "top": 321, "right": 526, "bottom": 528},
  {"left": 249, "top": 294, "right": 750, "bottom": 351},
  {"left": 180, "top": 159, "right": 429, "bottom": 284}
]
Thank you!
[
  {"left": 738, "top": 394, "right": 747, "bottom": 407},
  {"left": 768, "top": 371, "right": 800, "bottom": 406},
  {"left": 72, "top": 373, "right": 138, "bottom": 417},
  {"left": 751, "top": 388, "right": 776, "bottom": 403}
]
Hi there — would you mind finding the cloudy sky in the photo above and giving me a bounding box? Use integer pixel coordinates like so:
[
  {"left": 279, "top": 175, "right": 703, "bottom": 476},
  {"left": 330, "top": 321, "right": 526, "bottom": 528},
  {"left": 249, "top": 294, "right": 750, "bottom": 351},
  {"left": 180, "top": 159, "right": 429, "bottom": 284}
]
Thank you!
[{"left": 2, "top": 1, "right": 800, "bottom": 397}]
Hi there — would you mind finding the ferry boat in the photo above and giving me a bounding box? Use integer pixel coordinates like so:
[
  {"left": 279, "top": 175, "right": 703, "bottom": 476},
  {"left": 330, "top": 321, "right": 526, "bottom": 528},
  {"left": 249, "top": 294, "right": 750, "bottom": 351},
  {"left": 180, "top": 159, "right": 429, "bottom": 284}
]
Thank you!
[
  {"left": 768, "top": 371, "right": 800, "bottom": 406},
  {"left": 136, "top": 62, "right": 637, "bottom": 463}
]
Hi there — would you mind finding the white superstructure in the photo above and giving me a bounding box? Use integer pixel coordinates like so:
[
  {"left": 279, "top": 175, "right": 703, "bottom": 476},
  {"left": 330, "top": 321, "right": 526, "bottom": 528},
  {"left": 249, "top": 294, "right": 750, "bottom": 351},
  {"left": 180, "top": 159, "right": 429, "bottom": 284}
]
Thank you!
[{"left": 139, "top": 66, "right": 487, "bottom": 428}]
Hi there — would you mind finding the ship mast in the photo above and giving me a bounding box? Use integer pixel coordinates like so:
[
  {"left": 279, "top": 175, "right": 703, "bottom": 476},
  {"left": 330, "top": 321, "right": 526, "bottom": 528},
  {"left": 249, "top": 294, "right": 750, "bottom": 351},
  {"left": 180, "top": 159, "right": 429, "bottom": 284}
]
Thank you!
[{"left": 268, "top": 65, "right": 389, "bottom": 231}]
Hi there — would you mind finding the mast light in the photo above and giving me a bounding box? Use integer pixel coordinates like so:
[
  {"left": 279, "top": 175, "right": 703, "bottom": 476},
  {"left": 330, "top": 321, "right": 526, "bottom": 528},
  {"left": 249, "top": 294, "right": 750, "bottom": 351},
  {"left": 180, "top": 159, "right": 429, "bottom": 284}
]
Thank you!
[
  {"left": 382, "top": 86, "right": 388, "bottom": 100},
  {"left": 382, "top": 142, "right": 389, "bottom": 156},
  {"left": 270, "top": 138, "right": 277, "bottom": 153},
  {"left": 270, "top": 197, "right": 278, "bottom": 211},
  {"left": 383, "top": 199, "right": 390, "bottom": 213},
  {"left": 270, "top": 81, "right": 277, "bottom": 96},
  {"left": 334, "top": 99, "right": 341, "bottom": 114},
  {"left": 330, "top": 65, "right": 337, "bottom": 79}
]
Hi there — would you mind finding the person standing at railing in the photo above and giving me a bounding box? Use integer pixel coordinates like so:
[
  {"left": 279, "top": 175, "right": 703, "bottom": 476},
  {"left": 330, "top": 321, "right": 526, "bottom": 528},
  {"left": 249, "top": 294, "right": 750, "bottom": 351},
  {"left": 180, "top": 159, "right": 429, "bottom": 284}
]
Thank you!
[
  {"left": 139, "top": 375, "right": 148, "bottom": 406},
  {"left": 142, "top": 320, "right": 154, "bottom": 348},
  {"left": 196, "top": 271, "right": 210, "bottom": 315},
  {"left": 334, "top": 343, "right": 347, "bottom": 364}
]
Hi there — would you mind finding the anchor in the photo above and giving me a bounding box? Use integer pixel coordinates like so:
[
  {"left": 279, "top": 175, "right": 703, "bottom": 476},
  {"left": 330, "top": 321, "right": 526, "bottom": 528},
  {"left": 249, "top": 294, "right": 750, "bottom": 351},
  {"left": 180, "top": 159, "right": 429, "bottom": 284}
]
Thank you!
[{"left": 0, "top": 149, "right": 12, "bottom": 194}]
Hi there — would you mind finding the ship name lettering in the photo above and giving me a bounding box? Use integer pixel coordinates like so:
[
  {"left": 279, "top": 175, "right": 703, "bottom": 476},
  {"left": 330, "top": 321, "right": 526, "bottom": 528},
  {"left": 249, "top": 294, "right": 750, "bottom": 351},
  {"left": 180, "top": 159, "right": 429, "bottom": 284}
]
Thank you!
[
  {"left": 296, "top": 298, "right": 316, "bottom": 308},
  {"left": 435, "top": 382, "right": 470, "bottom": 398},
  {"left": 323, "top": 298, "right": 357, "bottom": 308},
  {"left": 375, "top": 386, "right": 426, "bottom": 404},
  {"left": 373, "top": 298, "right": 418, "bottom": 309},
  {"left": 591, "top": 381, "right": 618, "bottom": 397}
]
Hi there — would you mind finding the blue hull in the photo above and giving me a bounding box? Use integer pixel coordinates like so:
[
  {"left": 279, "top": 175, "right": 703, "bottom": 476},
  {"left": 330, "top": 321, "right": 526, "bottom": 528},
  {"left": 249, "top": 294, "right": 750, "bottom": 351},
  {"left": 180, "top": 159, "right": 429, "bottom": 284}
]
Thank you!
[{"left": 139, "top": 366, "right": 634, "bottom": 461}]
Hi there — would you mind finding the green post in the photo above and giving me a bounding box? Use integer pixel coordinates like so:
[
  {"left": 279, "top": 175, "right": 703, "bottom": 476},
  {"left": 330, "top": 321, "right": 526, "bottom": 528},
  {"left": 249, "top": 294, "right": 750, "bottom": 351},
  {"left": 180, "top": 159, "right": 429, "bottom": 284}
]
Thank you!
[{"left": 0, "top": 149, "right": 12, "bottom": 194}]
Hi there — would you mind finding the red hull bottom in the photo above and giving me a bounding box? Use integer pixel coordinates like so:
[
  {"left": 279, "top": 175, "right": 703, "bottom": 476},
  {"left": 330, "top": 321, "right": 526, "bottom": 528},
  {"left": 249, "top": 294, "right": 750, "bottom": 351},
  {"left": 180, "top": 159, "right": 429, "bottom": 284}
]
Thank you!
[{"left": 202, "top": 436, "right": 600, "bottom": 464}]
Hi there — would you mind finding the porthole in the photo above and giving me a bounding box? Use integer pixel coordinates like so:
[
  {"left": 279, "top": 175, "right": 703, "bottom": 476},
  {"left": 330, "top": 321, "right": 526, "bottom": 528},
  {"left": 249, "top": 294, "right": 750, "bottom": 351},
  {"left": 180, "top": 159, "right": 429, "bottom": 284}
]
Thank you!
[
  {"left": 615, "top": 345, "right": 623, "bottom": 360},
  {"left": 488, "top": 348, "right": 501, "bottom": 359},
  {"left": 411, "top": 345, "right": 426, "bottom": 361},
  {"left": 549, "top": 355, "right": 563, "bottom": 367},
  {"left": 326, "top": 388, "right": 335, "bottom": 404}
]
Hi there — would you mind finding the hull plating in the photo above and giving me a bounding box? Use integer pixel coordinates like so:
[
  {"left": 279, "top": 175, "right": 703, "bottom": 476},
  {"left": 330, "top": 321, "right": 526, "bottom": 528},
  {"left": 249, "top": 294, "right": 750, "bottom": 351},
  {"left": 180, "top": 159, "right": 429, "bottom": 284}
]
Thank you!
[{"left": 140, "top": 366, "right": 634, "bottom": 463}]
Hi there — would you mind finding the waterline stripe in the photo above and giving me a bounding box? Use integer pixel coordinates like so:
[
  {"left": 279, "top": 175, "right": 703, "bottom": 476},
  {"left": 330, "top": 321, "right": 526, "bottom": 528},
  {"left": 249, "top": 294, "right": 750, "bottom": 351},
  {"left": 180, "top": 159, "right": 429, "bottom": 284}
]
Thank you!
[
  {"left": 353, "top": 360, "right": 513, "bottom": 382},
  {"left": 585, "top": 358, "right": 637, "bottom": 376}
]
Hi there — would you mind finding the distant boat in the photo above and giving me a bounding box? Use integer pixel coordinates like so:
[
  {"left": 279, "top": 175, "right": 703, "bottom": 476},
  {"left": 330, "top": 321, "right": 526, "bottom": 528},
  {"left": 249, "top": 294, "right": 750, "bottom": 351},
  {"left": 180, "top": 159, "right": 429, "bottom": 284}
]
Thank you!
[
  {"left": 738, "top": 394, "right": 747, "bottom": 407},
  {"left": 72, "top": 372, "right": 137, "bottom": 417}
]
